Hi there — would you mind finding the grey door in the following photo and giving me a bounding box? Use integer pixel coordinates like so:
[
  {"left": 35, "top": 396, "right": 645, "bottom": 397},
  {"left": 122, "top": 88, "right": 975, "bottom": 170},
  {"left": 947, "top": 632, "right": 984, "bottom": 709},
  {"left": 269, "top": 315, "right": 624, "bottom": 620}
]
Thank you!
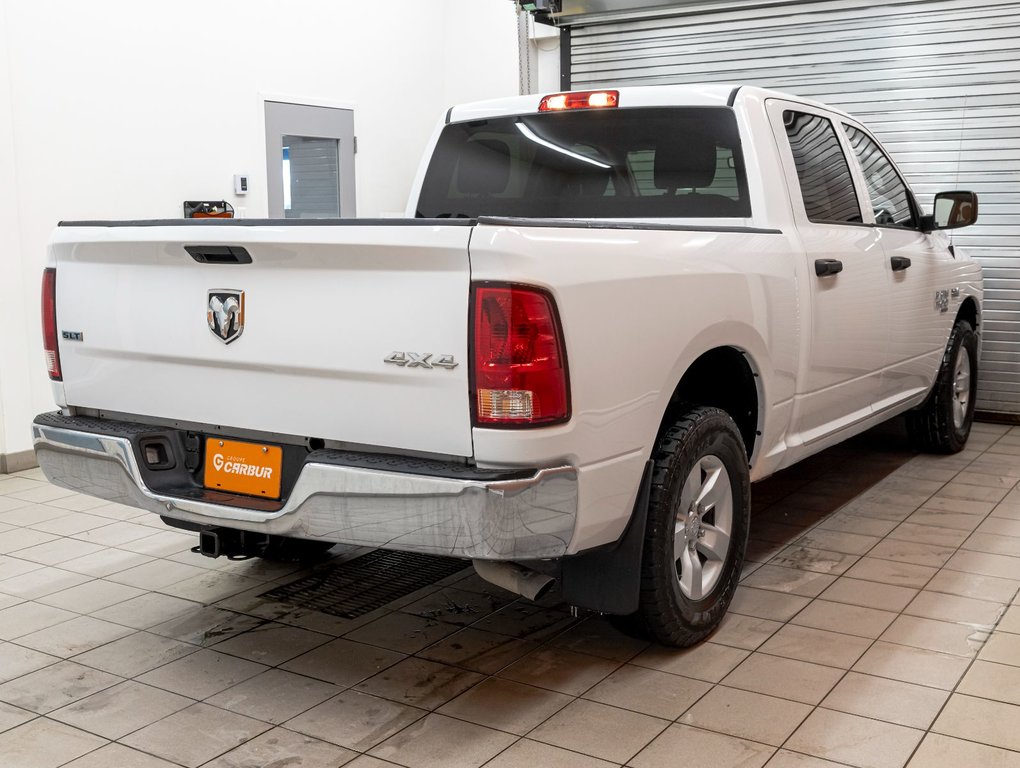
[{"left": 265, "top": 101, "right": 356, "bottom": 218}]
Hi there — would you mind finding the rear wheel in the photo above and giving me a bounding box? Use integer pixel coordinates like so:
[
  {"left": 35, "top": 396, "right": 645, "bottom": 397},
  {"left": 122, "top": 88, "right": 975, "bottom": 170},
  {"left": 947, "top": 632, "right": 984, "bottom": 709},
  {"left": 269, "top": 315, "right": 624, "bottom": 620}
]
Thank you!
[
  {"left": 906, "top": 319, "right": 978, "bottom": 453},
  {"left": 635, "top": 406, "right": 750, "bottom": 647}
]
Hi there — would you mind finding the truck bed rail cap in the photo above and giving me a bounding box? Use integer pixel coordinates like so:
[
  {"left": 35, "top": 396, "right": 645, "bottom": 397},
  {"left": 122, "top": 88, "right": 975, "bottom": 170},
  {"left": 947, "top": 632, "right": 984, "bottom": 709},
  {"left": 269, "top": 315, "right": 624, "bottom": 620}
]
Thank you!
[
  {"left": 57, "top": 218, "right": 477, "bottom": 228},
  {"left": 476, "top": 216, "right": 782, "bottom": 235}
]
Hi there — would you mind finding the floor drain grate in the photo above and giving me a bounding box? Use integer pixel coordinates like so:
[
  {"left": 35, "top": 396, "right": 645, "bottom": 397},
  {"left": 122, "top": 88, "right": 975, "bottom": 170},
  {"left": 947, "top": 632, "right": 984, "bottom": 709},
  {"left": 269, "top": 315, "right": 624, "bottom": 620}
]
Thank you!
[{"left": 261, "top": 549, "right": 471, "bottom": 619}]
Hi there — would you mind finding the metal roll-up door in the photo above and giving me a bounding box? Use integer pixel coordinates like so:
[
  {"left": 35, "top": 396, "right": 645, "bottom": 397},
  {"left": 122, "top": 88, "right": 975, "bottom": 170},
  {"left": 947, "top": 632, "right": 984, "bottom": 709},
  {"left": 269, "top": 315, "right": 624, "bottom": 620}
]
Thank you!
[{"left": 566, "top": 0, "right": 1020, "bottom": 415}]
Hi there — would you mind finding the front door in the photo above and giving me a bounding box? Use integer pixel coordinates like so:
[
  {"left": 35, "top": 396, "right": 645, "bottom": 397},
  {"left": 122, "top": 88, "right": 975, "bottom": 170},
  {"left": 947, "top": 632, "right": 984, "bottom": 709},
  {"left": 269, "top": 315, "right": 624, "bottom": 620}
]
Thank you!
[{"left": 840, "top": 121, "right": 950, "bottom": 409}]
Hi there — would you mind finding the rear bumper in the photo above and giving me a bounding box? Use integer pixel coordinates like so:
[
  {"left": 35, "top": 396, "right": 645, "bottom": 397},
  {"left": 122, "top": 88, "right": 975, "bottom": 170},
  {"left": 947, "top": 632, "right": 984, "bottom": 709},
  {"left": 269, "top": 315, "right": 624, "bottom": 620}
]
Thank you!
[{"left": 32, "top": 414, "right": 577, "bottom": 559}]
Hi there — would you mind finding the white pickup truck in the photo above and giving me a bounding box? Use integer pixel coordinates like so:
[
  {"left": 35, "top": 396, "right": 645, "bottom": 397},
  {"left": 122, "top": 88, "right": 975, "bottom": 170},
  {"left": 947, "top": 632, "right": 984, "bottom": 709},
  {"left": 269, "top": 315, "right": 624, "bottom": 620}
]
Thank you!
[{"left": 34, "top": 85, "right": 981, "bottom": 646}]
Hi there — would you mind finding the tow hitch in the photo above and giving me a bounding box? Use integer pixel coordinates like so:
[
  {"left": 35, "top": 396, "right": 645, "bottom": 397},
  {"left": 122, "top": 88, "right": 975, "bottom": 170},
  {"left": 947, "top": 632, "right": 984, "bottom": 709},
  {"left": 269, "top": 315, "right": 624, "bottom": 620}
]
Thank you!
[{"left": 197, "top": 528, "right": 268, "bottom": 560}]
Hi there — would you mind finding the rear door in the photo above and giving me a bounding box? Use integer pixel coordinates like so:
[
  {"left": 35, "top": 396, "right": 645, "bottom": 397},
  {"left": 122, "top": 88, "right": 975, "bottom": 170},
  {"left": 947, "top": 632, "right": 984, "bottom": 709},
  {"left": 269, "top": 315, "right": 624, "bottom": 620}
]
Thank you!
[
  {"left": 51, "top": 222, "right": 475, "bottom": 457},
  {"left": 768, "top": 100, "right": 889, "bottom": 444}
]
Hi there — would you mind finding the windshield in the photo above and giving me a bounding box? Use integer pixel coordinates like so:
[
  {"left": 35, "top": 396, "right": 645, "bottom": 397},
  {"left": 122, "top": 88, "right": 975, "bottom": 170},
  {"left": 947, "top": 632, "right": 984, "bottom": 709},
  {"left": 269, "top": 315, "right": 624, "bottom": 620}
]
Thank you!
[{"left": 416, "top": 107, "right": 751, "bottom": 219}]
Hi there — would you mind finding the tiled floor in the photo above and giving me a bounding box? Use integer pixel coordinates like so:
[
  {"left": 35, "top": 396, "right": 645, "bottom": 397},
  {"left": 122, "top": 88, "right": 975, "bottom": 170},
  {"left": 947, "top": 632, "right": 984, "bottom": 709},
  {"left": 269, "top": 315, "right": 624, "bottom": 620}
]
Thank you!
[{"left": 1, "top": 420, "right": 1019, "bottom": 768}]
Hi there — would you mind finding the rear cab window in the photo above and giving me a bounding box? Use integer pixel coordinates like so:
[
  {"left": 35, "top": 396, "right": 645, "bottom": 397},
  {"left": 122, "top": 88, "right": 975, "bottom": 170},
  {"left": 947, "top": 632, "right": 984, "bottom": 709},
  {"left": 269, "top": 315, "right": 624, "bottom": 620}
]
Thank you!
[{"left": 416, "top": 107, "right": 752, "bottom": 219}]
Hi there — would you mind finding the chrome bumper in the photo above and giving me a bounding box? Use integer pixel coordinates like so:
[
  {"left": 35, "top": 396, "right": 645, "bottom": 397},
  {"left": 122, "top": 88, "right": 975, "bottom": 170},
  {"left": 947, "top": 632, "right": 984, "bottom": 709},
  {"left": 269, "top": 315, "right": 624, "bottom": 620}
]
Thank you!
[{"left": 32, "top": 422, "right": 577, "bottom": 560}]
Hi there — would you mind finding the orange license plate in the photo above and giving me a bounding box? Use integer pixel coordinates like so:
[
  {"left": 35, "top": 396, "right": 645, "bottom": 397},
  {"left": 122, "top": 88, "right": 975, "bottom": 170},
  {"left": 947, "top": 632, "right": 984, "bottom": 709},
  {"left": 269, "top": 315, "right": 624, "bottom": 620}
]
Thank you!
[{"left": 204, "top": 438, "right": 283, "bottom": 499}]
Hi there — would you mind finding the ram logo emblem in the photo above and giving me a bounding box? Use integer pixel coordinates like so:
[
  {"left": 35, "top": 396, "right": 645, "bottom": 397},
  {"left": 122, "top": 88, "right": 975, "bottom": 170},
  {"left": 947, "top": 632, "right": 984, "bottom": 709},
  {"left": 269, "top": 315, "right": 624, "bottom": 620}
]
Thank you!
[{"left": 207, "top": 290, "right": 245, "bottom": 344}]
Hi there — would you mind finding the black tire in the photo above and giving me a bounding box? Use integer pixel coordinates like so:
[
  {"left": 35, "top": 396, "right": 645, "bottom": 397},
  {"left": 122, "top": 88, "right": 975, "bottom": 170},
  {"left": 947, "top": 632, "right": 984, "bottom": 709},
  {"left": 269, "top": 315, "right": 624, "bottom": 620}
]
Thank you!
[
  {"left": 257, "top": 535, "right": 335, "bottom": 563},
  {"left": 906, "top": 319, "right": 978, "bottom": 454},
  {"left": 634, "top": 406, "right": 751, "bottom": 647}
]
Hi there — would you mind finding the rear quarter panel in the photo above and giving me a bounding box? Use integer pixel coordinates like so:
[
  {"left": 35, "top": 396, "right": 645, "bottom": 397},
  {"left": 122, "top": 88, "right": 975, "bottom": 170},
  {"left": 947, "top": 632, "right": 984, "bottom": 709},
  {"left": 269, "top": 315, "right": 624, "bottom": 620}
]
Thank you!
[{"left": 469, "top": 222, "right": 802, "bottom": 551}]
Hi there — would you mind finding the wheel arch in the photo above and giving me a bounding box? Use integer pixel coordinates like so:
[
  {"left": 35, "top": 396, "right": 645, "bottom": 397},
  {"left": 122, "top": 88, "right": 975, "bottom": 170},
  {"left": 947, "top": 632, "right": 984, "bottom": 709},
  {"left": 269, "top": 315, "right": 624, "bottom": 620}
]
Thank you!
[
  {"left": 659, "top": 330, "right": 769, "bottom": 463},
  {"left": 957, "top": 296, "right": 979, "bottom": 333}
]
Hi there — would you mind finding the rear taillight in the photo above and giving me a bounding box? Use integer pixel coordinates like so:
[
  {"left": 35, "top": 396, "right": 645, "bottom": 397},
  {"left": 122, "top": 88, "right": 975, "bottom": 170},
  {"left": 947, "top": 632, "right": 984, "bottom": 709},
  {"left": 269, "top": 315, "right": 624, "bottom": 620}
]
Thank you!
[
  {"left": 471, "top": 283, "right": 569, "bottom": 426},
  {"left": 41, "top": 268, "right": 62, "bottom": 380}
]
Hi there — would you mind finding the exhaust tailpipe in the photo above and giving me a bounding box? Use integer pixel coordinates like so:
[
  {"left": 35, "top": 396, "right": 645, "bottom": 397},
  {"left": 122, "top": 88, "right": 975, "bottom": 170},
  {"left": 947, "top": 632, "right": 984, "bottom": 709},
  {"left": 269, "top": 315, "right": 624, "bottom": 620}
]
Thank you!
[{"left": 472, "top": 560, "right": 555, "bottom": 602}]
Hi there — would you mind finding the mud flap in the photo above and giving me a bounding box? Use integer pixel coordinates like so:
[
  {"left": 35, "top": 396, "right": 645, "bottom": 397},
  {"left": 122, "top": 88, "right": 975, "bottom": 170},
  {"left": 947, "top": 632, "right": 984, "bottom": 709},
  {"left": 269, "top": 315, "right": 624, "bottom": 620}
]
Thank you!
[{"left": 560, "top": 460, "right": 652, "bottom": 615}]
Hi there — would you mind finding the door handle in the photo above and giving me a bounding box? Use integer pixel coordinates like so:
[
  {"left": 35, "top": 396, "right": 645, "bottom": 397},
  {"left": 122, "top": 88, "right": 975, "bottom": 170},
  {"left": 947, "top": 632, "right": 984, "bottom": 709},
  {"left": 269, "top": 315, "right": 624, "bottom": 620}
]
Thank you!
[
  {"left": 891, "top": 256, "right": 912, "bottom": 271},
  {"left": 814, "top": 259, "right": 843, "bottom": 277}
]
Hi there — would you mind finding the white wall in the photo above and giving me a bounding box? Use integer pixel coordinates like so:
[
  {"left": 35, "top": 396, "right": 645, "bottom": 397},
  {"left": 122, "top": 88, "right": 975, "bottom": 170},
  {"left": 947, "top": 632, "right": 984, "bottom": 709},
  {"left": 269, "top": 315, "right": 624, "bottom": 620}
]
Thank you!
[
  {"left": 532, "top": 20, "right": 562, "bottom": 94},
  {"left": 0, "top": 0, "right": 32, "bottom": 465},
  {"left": 0, "top": 0, "right": 519, "bottom": 459}
]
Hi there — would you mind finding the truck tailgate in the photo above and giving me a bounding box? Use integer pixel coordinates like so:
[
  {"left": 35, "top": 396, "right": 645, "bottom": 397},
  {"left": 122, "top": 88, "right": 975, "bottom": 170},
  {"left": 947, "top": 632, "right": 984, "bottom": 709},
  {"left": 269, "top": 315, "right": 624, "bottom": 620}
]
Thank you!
[{"left": 50, "top": 222, "right": 474, "bottom": 457}]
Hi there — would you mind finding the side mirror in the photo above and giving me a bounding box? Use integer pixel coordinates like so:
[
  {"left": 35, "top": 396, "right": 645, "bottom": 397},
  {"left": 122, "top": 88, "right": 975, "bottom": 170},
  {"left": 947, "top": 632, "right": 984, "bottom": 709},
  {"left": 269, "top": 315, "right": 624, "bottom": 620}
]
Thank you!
[{"left": 922, "top": 191, "right": 978, "bottom": 232}]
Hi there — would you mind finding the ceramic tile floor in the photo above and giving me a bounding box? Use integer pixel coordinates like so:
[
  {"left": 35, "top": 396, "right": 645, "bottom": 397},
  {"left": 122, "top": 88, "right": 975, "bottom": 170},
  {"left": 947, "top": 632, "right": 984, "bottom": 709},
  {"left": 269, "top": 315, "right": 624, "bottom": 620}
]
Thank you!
[{"left": 0, "top": 420, "right": 1018, "bottom": 768}]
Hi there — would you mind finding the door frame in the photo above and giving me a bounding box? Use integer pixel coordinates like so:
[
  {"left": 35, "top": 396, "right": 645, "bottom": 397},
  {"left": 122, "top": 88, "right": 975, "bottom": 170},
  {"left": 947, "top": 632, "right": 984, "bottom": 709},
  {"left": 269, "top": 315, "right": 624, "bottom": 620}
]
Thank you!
[{"left": 259, "top": 93, "right": 357, "bottom": 218}]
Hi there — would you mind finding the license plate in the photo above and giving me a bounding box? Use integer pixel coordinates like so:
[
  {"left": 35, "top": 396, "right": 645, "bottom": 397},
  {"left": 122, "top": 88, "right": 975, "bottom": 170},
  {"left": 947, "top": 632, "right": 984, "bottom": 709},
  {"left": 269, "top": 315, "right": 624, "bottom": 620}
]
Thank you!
[{"left": 204, "top": 438, "right": 283, "bottom": 499}]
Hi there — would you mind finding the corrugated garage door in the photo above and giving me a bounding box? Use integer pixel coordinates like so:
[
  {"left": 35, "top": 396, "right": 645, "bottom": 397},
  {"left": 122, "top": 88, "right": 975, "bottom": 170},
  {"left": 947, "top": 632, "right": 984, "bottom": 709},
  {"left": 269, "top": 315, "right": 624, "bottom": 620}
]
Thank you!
[{"left": 567, "top": 0, "right": 1020, "bottom": 415}]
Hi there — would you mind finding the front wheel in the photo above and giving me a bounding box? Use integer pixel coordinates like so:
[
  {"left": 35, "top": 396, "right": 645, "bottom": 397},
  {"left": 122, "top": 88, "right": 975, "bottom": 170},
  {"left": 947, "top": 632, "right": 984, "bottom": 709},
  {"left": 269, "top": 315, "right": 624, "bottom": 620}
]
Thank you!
[
  {"left": 906, "top": 319, "right": 978, "bottom": 453},
  {"left": 635, "top": 406, "right": 751, "bottom": 647}
]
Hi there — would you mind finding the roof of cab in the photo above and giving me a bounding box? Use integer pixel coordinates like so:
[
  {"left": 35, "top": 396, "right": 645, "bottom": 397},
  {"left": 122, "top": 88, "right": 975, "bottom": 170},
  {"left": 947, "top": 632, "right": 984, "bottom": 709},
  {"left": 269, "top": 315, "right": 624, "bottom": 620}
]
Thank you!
[{"left": 445, "top": 84, "right": 852, "bottom": 123}]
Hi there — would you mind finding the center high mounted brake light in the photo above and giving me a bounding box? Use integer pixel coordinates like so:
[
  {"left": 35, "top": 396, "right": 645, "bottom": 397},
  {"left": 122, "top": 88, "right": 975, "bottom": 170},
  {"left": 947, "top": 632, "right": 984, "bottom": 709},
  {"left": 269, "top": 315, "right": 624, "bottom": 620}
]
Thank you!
[{"left": 539, "top": 90, "right": 620, "bottom": 112}]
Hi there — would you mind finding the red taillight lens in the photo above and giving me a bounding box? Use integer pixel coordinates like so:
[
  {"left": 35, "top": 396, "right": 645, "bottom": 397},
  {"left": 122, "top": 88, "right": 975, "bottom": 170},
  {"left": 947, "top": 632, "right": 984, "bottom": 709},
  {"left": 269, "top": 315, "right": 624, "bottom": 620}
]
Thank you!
[
  {"left": 471, "top": 284, "right": 569, "bottom": 426},
  {"left": 41, "top": 268, "right": 62, "bottom": 381},
  {"left": 539, "top": 90, "right": 619, "bottom": 112}
]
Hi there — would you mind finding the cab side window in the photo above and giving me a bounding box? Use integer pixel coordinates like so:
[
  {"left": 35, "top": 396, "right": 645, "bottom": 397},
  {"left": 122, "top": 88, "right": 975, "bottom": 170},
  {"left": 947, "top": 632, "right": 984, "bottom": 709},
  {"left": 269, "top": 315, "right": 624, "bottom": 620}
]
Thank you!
[
  {"left": 783, "top": 111, "right": 862, "bottom": 224},
  {"left": 843, "top": 125, "right": 916, "bottom": 228}
]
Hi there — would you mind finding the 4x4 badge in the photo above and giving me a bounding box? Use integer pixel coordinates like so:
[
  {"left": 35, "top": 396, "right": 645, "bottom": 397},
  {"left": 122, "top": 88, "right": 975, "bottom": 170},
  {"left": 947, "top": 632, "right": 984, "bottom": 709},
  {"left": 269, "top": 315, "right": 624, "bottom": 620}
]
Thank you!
[
  {"left": 384, "top": 352, "right": 458, "bottom": 369},
  {"left": 208, "top": 290, "right": 245, "bottom": 344}
]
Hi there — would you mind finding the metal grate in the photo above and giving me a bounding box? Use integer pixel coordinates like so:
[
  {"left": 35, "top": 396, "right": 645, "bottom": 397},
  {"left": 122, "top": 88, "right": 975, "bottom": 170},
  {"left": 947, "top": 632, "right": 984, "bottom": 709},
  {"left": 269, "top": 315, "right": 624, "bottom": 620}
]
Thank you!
[{"left": 261, "top": 550, "right": 471, "bottom": 619}]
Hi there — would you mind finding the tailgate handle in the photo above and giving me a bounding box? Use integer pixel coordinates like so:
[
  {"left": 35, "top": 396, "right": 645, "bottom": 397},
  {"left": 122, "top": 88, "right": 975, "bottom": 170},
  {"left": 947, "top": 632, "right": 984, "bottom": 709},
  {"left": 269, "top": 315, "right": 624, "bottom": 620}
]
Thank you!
[{"left": 184, "top": 245, "right": 252, "bottom": 264}]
